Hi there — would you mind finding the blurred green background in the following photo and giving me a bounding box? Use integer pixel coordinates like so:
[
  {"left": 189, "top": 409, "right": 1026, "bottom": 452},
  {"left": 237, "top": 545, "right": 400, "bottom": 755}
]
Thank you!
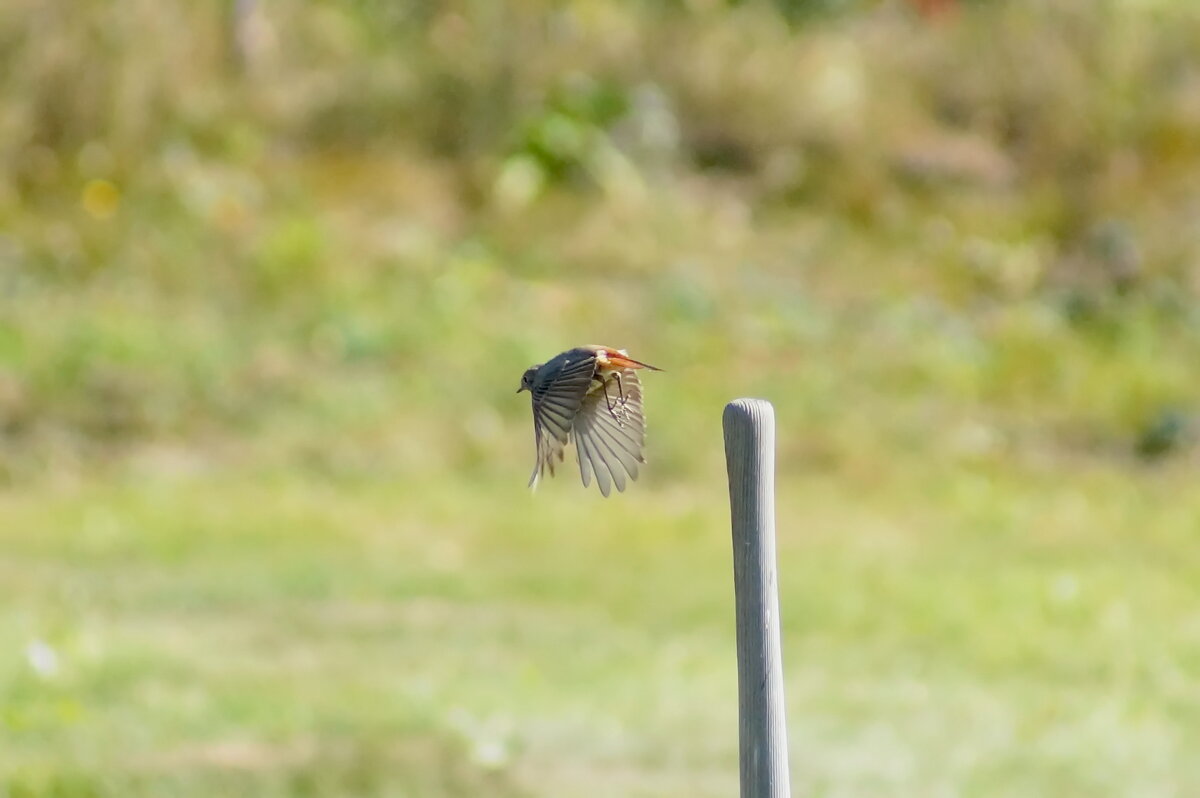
[{"left": 3, "top": 0, "right": 1200, "bottom": 795}]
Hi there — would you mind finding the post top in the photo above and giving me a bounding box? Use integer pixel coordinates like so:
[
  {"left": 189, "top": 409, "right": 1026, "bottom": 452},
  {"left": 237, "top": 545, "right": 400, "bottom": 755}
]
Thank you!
[{"left": 723, "top": 398, "right": 775, "bottom": 429}]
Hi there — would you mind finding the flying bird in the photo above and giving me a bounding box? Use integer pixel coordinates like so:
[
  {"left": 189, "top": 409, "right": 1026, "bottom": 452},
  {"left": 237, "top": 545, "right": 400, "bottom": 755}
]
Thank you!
[{"left": 517, "top": 345, "right": 662, "bottom": 496}]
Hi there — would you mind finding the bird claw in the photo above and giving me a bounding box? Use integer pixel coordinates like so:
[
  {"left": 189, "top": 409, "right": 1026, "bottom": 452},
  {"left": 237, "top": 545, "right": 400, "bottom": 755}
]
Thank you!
[{"left": 603, "top": 384, "right": 631, "bottom": 427}]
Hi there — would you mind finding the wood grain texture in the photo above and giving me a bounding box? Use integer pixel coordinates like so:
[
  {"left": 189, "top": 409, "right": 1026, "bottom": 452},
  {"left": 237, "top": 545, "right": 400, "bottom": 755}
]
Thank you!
[{"left": 723, "top": 399, "right": 792, "bottom": 798}]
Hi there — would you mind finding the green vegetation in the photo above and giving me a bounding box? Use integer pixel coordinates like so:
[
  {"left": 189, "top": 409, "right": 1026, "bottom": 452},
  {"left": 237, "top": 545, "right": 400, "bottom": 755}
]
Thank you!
[{"left": 2, "top": 0, "right": 1200, "bottom": 795}]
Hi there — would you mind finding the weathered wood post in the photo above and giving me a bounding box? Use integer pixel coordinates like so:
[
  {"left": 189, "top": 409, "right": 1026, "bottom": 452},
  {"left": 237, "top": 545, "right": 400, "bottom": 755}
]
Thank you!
[{"left": 723, "top": 399, "right": 791, "bottom": 798}]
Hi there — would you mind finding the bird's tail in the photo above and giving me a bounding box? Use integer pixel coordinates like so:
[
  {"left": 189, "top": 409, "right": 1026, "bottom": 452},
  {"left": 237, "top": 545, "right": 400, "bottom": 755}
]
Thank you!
[{"left": 603, "top": 350, "right": 663, "bottom": 372}]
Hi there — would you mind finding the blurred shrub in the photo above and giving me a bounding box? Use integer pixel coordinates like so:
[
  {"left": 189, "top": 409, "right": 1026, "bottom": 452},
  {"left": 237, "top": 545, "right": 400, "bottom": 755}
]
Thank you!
[
  {"left": 2, "top": 0, "right": 1200, "bottom": 478},
  {"left": 511, "top": 75, "right": 630, "bottom": 184}
]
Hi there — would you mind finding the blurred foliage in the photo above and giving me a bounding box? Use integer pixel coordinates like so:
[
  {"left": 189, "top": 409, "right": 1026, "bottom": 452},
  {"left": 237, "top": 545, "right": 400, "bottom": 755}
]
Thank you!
[
  {"left": 2, "top": 2, "right": 1200, "bottom": 791},
  {"left": 1, "top": 0, "right": 1198, "bottom": 482}
]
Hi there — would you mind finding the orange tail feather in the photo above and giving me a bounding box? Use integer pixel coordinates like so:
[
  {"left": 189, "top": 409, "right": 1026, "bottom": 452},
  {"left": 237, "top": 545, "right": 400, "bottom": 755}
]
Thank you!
[{"left": 602, "top": 350, "right": 662, "bottom": 371}]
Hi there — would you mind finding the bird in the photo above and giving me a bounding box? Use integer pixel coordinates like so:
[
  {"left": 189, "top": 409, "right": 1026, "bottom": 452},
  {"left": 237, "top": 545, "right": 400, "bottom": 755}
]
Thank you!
[{"left": 517, "top": 345, "right": 662, "bottom": 496}]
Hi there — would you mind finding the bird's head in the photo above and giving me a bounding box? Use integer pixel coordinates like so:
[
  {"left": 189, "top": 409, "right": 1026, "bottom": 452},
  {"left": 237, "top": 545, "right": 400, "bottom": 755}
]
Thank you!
[{"left": 516, "top": 365, "right": 540, "bottom": 394}]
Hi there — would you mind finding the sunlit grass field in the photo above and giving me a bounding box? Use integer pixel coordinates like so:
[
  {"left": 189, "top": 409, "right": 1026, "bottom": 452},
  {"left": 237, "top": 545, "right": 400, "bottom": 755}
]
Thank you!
[
  {"left": 5, "top": 464, "right": 1200, "bottom": 796},
  {"left": 3, "top": 0, "right": 1200, "bottom": 795}
]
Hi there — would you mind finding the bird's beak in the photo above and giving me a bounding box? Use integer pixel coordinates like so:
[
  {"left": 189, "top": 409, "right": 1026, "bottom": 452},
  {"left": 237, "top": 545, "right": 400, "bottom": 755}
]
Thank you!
[{"left": 516, "top": 385, "right": 527, "bottom": 394}]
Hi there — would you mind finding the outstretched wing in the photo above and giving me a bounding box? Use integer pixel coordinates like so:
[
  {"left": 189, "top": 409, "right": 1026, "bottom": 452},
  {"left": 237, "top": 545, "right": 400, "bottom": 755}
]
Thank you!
[
  {"left": 529, "top": 352, "right": 596, "bottom": 489},
  {"left": 573, "top": 370, "right": 646, "bottom": 497}
]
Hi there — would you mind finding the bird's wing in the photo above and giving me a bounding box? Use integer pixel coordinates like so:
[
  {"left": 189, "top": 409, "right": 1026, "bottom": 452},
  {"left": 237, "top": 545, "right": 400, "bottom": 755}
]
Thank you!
[
  {"left": 572, "top": 369, "right": 646, "bottom": 497},
  {"left": 529, "top": 353, "right": 596, "bottom": 489}
]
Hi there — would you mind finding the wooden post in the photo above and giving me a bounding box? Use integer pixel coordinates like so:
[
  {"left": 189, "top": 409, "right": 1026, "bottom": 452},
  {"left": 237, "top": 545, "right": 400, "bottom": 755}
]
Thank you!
[{"left": 723, "top": 399, "right": 791, "bottom": 798}]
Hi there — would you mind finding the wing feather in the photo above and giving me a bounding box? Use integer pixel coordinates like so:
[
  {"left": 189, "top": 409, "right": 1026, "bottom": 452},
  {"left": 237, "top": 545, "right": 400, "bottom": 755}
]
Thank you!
[
  {"left": 572, "top": 370, "right": 647, "bottom": 495},
  {"left": 577, "top": 413, "right": 624, "bottom": 496},
  {"left": 528, "top": 353, "right": 596, "bottom": 489},
  {"left": 574, "top": 421, "right": 611, "bottom": 496}
]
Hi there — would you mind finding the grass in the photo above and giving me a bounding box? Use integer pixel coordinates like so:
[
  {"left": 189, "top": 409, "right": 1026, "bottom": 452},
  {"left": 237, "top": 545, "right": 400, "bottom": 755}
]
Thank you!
[
  {"left": 3, "top": 0, "right": 1200, "bottom": 795},
  {"left": 4, "top": 464, "right": 1200, "bottom": 796}
]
